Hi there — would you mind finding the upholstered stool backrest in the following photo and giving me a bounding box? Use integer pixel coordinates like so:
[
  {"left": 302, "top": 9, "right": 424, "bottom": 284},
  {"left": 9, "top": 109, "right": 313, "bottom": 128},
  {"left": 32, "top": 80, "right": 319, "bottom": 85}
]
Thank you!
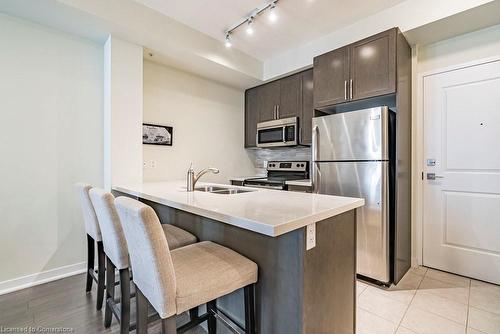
[
  {"left": 75, "top": 183, "right": 101, "bottom": 242},
  {"left": 89, "top": 188, "right": 129, "bottom": 270},
  {"left": 115, "top": 196, "right": 177, "bottom": 318}
]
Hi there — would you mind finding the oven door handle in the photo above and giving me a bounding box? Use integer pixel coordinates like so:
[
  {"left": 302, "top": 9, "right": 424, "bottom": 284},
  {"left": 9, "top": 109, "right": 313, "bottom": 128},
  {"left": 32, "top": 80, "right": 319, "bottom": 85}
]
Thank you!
[{"left": 243, "top": 183, "right": 285, "bottom": 190}]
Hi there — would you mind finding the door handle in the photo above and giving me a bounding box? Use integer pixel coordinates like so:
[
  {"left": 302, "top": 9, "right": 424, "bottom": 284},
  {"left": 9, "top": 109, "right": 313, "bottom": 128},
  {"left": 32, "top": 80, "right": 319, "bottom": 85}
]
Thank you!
[
  {"left": 282, "top": 126, "right": 286, "bottom": 143},
  {"left": 311, "top": 126, "right": 319, "bottom": 193},
  {"left": 349, "top": 79, "right": 353, "bottom": 100},
  {"left": 426, "top": 173, "right": 444, "bottom": 180},
  {"left": 273, "top": 106, "right": 277, "bottom": 119},
  {"left": 312, "top": 125, "right": 319, "bottom": 162},
  {"left": 344, "top": 80, "right": 348, "bottom": 100},
  {"left": 277, "top": 105, "right": 280, "bottom": 119}
]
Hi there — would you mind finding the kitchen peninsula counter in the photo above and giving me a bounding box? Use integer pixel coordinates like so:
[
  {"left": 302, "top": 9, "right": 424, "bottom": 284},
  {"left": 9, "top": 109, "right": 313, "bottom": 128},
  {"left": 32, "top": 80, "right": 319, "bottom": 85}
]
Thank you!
[
  {"left": 113, "top": 181, "right": 364, "bottom": 334},
  {"left": 114, "top": 181, "right": 363, "bottom": 236}
]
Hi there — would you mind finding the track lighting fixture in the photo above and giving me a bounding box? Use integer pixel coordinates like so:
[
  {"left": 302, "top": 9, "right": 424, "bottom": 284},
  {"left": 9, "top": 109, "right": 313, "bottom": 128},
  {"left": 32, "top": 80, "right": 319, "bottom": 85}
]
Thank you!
[
  {"left": 269, "top": 2, "right": 277, "bottom": 22},
  {"left": 246, "top": 18, "right": 254, "bottom": 35},
  {"left": 223, "top": 0, "right": 280, "bottom": 47},
  {"left": 224, "top": 34, "right": 232, "bottom": 48}
]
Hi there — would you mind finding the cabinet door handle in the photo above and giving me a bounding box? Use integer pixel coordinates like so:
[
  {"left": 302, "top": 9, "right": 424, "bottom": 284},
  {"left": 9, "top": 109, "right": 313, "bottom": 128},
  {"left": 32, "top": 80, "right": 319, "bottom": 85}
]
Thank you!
[
  {"left": 277, "top": 105, "right": 280, "bottom": 119},
  {"left": 344, "top": 80, "right": 348, "bottom": 100},
  {"left": 349, "top": 79, "right": 353, "bottom": 100},
  {"left": 273, "top": 105, "right": 276, "bottom": 119}
]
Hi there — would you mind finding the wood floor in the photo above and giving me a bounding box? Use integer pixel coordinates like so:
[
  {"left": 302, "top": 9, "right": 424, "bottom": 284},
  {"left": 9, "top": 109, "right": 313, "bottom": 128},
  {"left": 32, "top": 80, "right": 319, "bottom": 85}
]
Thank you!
[{"left": 0, "top": 273, "right": 206, "bottom": 333}]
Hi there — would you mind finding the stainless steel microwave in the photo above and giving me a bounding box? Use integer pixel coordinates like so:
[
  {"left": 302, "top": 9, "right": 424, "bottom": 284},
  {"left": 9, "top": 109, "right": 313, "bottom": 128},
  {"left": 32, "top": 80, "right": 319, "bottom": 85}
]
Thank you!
[{"left": 256, "top": 117, "right": 298, "bottom": 148}]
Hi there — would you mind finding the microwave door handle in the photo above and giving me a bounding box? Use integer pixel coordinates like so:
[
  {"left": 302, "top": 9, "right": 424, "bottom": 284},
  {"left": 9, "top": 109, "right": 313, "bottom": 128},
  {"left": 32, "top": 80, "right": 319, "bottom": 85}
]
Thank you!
[{"left": 282, "top": 126, "right": 286, "bottom": 143}]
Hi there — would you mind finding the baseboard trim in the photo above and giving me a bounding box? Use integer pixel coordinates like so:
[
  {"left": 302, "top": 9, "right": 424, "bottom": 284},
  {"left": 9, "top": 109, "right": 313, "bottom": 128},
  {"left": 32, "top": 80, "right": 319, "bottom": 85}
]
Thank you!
[{"left": 0, "top": 262, "right": 87, "bottom": 295}]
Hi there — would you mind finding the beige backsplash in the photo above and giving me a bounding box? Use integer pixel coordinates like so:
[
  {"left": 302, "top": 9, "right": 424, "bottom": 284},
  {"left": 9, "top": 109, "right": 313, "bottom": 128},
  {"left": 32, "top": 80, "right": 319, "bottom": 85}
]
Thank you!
[{"left": 246, "top": 147, "right": 312, "bottom": 175}]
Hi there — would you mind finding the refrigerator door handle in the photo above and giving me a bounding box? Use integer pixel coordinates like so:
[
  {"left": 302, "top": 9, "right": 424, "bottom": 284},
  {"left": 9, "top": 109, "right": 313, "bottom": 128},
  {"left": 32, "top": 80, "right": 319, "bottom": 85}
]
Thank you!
[
  {"left": 312, "top": 125, "right": 320, "bottom": 193},
  {"left": 312, "top": 125, "right": 319, "bottom": 162}
]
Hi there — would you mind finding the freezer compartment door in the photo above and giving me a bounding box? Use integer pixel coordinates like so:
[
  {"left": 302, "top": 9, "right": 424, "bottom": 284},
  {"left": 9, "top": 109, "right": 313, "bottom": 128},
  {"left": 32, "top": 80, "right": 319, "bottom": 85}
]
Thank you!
[
  {"left": 312, "top": 106, "right": 389, "bottom": 161},
  {"left": 315, "top": 161, "right": 390, "bottom": 283}
]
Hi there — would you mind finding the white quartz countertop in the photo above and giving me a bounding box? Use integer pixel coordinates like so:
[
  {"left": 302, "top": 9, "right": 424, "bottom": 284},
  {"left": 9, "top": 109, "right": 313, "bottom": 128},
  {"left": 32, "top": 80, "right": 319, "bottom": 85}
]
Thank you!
[{"left": 113, "top": 181, "right": 364, "bottom": 237}]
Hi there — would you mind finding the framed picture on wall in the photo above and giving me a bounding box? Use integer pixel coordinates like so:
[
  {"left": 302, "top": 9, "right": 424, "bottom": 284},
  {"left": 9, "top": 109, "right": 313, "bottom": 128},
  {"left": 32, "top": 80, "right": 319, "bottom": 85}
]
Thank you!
[{"left": 142, "top": 123, "right": 173, "bottom": 146}]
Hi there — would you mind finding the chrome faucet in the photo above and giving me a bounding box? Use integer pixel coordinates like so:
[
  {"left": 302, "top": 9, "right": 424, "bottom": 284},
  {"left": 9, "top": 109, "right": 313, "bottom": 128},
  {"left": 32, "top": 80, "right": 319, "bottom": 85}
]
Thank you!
[{"left": 187, "top": 164, "right": 220, "bottom": 191}]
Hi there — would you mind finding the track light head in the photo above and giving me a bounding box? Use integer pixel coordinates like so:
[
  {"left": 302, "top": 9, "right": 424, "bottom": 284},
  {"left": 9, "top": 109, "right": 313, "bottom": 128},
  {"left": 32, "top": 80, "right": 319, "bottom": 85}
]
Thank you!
[
  {"left": 246, "top": 18, "right": 254, "bottom": 35},
  {"left": 269, "top": 2, "right": 277, "bottom": 22},
  {"left": 224, "top": 34, "right": 232, "bottom": 48}
]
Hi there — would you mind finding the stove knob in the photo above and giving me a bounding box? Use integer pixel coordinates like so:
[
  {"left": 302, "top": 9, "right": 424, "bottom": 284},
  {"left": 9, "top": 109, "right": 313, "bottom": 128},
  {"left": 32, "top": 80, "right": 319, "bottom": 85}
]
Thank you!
[
  {"left": 301, "top": 164, "right": 304, "bottom": 167},
  {"left": 296, "top": 164, "right": 300, "bottom": 167}
]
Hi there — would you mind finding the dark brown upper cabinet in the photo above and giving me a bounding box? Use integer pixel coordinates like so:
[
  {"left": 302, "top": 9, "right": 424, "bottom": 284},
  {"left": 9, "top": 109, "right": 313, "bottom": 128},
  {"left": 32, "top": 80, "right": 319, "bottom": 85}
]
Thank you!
[
  {"left": 244, "top": 70, "right": 312, "bottom": 148},
  {"left": 350, "top": 29, "right": 396, "bottom": 100},
  {"left": 314, "top": 28, "right": 398, "bottom": 109},
  {"left": 300, "top": 69, "right": 314, "bottom": 145},
  {"left": 313, "top": 46, "right": 349, "bottom": 108},
  {"left": 257, "top": 81, "right": 280, "bottom": 122},
  {"left": 278, "top": 74, "right": 301, "bottom": 119},
  {"left": 245, "top": 88, "right": 259, "bottom": 148}
]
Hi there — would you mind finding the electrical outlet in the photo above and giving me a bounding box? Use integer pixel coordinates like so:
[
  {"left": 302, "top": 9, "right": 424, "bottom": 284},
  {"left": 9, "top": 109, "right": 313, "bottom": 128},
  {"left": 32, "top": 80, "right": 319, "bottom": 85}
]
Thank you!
[
  {"left": 151, "top": 160, "right": 157, "bottom": 168},
  {"left": 306, "top": 223, "right": 316, "bottom": 250}
]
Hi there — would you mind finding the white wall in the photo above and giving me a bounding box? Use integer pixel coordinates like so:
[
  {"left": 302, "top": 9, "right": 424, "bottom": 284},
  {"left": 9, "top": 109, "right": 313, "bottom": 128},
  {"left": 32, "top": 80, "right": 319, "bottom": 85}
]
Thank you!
[
  {"left": 104, "top": 36, "right": 143, "bottom": 189},
  {"left": 412, "top": 23, "right": 500, "bottom": 265},
  {"left": 263, "top": 0, "right": 494, "bottom": 80},
  {"left": 0, "top": 14, "right": 103, "bottom": 287},
  {"left": 418, "top": 24, "right": 500, "bottom": 74},
  {"left": 143, "top": 61, "right": 255, "bottom": 183}
]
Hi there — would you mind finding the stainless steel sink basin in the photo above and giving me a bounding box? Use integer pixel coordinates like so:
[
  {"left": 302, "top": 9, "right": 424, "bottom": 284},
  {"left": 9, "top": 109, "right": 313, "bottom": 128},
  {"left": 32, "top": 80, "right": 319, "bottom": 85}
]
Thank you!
[{"left": 194, "top": 186, "right": 254, "bottom": 194}]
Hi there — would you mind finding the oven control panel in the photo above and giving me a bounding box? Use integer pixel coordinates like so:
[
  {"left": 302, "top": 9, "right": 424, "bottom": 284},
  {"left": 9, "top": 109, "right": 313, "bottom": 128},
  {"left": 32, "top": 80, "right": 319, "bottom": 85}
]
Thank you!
[{"left": 267, "top": 161, "right": 309, "bottom": 172}]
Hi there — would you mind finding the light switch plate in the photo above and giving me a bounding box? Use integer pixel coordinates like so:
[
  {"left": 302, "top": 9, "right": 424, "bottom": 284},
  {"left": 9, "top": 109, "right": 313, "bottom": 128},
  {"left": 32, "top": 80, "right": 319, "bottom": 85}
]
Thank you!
[{"left": 306, "top": 223, "right": 316, "bottom": 250}]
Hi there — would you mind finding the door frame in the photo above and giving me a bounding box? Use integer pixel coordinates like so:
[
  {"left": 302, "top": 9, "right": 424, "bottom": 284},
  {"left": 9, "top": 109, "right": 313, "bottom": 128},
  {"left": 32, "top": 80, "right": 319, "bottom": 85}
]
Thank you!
[{"left": 414, "top": 53, "right": 500, "bottom": 267}]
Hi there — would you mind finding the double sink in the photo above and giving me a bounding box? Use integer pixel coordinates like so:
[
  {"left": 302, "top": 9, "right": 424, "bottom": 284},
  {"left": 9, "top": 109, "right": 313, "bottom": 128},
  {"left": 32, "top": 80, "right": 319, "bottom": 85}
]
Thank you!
[{"left": 194, "top": 185, "right": 255, "bottom": 195}]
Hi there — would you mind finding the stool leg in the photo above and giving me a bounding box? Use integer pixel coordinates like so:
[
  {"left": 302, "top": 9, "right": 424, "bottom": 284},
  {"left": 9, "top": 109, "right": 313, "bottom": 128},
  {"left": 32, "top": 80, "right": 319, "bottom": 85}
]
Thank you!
[
  {"left": 161, "top": 317, "right": 176, "bottom": 334},
  {"left": 207, "top": 300, "right": 217, "bottom": 334},
  {"left": 104, "top": 257, "right": 115, "bottom": 328},
  {"left": 136, "top": 288, "right": 148, "bottom": 334},
  {"left": 189, "top": 306, "right": 199, "bottom": 320},
  {"left": 244, "top": 285, "right": 256, "bottom": 334},
  {"left": 119, "top": 268, "right": 131, "bottom": 334},
  {"left": 96, "top": 241, "right": 106, "bottom": 310},
  {"left": 85, "top": 234, "right": 95, "bottom": 293}
]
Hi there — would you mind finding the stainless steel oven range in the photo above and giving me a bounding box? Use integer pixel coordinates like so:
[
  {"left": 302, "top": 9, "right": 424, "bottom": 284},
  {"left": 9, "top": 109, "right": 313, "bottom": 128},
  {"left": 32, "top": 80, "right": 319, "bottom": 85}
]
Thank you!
[{"left": 243, "top": 161, "right": 309, "bottom": 191}]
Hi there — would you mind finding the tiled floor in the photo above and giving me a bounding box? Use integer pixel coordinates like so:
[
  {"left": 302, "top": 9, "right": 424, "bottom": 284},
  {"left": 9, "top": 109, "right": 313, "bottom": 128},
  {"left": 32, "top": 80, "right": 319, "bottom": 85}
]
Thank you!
[
  {"left": 2, "top": 267, "right": 499, "bottom": 333},
  {"left": 356, "top": 266, "right": 500, "bottom": 334}
]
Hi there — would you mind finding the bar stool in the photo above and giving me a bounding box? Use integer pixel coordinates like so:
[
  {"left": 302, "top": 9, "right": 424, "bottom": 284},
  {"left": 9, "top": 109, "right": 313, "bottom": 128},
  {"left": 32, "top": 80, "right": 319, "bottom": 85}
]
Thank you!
[
  {"left": 75, "top": 183, "right": 106, "bottom": 310},
  {"left": 115, "top": 196, "right": 258, "bottom": 334},
  {"left": 89, "top": 188, "right": 198, "bottom": 334}
]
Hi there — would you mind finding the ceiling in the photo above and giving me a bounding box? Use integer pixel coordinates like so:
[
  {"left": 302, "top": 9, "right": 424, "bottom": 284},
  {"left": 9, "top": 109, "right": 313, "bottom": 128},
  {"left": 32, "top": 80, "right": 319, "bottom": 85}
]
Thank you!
[{"left": 133, "top": 0, "right": 407, "bottom": 61}]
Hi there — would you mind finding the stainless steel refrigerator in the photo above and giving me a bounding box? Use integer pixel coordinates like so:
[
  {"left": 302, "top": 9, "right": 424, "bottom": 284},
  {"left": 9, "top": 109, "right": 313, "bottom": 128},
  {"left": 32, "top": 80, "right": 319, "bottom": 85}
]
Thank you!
[{"left": 312, "top": 106, "right": 395, "bottom": 284}]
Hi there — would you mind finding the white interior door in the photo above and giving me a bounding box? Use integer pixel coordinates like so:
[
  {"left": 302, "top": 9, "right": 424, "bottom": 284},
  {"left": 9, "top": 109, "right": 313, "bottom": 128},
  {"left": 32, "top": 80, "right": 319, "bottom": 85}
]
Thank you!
[{"left": 423, "top": 59, "right": 500, "bottom": 285}]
